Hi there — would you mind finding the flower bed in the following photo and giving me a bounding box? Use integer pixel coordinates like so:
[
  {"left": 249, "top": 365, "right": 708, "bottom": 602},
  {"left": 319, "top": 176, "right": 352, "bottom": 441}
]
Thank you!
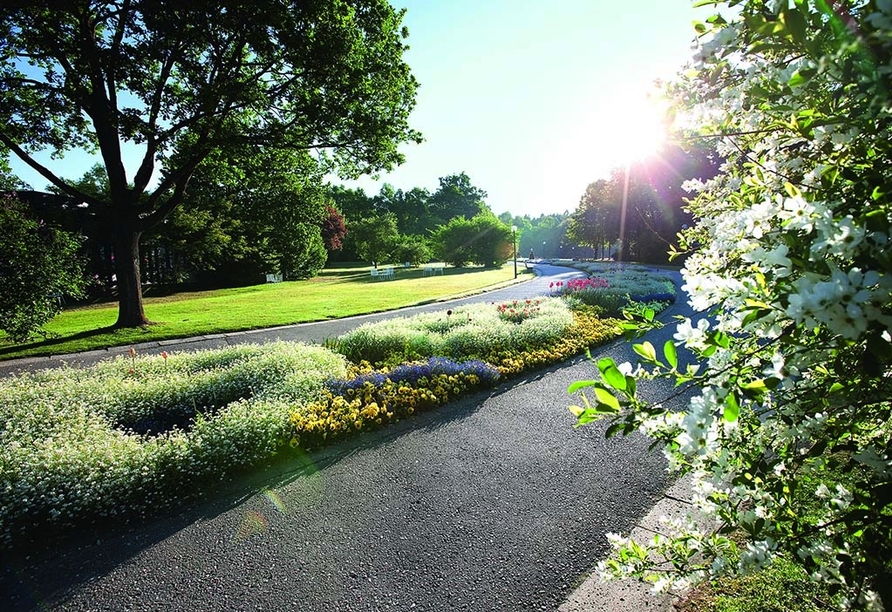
[
  {"left": 1, "top": 268, "right": 669, "bottom": 547},
  {"left": 0, "top": 343, "right": 346, "bottom": 545},
  {"left": 553, "top": 264, "right": 677, "bottom": 316},
  {"left": 328, "top": 297, "right": 575, "bottom": 367}
]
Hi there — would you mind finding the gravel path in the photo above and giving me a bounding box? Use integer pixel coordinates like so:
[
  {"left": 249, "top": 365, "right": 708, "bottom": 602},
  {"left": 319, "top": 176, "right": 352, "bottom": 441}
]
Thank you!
[{"left": 0, "top": 264, "right": 695, "bottom": 611}]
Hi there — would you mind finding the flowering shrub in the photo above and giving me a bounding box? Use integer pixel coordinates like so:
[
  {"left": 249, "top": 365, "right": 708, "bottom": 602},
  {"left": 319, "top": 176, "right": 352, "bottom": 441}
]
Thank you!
[
  {"left": 330, "top": 298, "right": 575, "bottom": 367},
  {"left": 569, "top": 2, "right": 892, "bottom": 609},
  {"left": 496, "top": 298, "right": 543, "bottom": 323},
  {"left": 0, "top": 342, "right": 346, "bottom": 545},
  {"left": 290, "top": 357, "right": 501, "bottom": 450}
]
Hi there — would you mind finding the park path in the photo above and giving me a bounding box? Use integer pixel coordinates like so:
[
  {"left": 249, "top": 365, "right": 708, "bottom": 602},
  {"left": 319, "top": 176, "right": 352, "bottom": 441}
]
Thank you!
[{"left": 1, "top": 264, "right": 695, "bottom": 611}]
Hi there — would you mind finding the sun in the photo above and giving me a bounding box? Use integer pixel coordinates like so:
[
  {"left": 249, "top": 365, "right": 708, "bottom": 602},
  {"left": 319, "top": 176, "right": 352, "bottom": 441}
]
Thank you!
[
  {"left": 554, "top": 84, "right": 670, "bottom": 181},
  {"left": 594, "top": 85, "right": 670, "bottom": 167}
]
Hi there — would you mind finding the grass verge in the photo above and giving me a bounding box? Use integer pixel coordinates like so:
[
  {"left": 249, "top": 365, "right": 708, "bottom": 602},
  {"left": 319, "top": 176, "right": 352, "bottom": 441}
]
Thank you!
[{"left": 0, "top": 263, "right": 532, "bottom": 360}]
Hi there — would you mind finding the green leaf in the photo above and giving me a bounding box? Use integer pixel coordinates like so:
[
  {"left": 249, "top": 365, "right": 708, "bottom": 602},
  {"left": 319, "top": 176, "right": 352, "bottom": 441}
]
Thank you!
[
  {"left": 664, "top": 340, "right": 678, "bottom": 370},
  {"left": 602, "top": 365, "right": 627, "bottom": 391},
  {"left": 567, "top": 380, "right": 598, "bottom": 394},
  {"left": 723, "top": 393, "right": 740, "bottom": 423},
  {"left": 788, "top": 68, "right": 815, "bottom": 88},
  {"left": 633, "top": 341, "right": 658, "bottom": 364},
  {"left": 594, "top": 387, "right": 620, "bottom": 411},
  {"left": 574, "top": 408, "right": 602, "bottom": 427},
  {"left": 597, "top": 357, "right": 615, "bottom": 374},
  {"left": 605, "top": 421, "right": 625, "bottom": 438},
  {"left": 781, "top": 8, "right": 807, "bottom": 45},
  {"left": 625, "top": 375, "right": 636, "bottom": 398}
]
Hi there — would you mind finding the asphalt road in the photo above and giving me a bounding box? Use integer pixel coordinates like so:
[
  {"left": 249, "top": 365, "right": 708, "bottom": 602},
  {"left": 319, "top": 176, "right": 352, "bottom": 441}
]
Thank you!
[{"left": 0, "top": 264, "right": 696, "bottom": 611}]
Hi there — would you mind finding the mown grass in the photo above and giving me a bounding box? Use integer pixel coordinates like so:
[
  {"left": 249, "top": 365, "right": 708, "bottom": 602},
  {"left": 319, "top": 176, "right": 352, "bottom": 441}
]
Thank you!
[{"left": 0, "top": 263, "right": 532, "bottom": 360}]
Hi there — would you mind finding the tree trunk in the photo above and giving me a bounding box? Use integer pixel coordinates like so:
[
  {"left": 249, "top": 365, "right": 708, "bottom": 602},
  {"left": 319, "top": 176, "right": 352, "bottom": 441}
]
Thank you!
[{"left": 114, "top": 229, "right": 149, "bottom": 327}]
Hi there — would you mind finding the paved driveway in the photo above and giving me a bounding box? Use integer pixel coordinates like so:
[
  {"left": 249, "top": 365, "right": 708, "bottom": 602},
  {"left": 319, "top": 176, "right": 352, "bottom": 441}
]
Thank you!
[{"left": 0, "top": 264, "right": 695, "bottom": 611}]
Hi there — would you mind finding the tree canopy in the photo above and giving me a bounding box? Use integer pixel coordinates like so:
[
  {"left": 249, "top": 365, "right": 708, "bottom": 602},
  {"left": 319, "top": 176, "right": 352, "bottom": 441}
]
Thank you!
[
  {"left": 567, "top": 144, "right": 719, "bottom": 263},
  {"left": 0, "top": 0, "right": 420, "bottom": 326}
]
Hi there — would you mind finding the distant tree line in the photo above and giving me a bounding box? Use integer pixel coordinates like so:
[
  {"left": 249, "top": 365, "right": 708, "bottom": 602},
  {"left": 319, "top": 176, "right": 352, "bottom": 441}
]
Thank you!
[{"left": 330, "top": 171, "right": 514, "bottom": 268}]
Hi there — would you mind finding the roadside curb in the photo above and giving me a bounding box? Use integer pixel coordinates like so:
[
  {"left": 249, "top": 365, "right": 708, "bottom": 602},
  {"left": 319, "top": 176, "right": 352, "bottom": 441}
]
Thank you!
[{"left": 560, "top": 474, "right": 699, "bottom": 612}]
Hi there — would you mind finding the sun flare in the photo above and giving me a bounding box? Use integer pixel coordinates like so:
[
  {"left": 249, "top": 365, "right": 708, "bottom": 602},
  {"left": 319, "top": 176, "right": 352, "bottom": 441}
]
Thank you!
[
  {"left": 594, "top": 86, "right": 669, "bottom": 167},
  {"left": 552, "top": 85, "right": 671, "bottom": 186}
]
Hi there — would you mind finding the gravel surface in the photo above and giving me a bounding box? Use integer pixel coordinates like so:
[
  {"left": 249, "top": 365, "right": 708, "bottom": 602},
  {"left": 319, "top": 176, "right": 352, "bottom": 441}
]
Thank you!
[{"left": 0, "top": 264, "right": 696, "bottom": 611}]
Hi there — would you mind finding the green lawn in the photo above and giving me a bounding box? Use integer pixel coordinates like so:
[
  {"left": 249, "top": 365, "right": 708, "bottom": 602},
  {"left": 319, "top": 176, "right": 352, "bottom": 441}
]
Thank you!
[{"left": 0, "top": 263, "right": 533, "bottom": 361}]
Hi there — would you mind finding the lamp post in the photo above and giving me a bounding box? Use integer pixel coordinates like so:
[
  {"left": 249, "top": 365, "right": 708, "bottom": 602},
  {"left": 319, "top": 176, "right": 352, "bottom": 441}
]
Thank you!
[{"left": 511, "top": 225, "right": 517, "bottom": 279}]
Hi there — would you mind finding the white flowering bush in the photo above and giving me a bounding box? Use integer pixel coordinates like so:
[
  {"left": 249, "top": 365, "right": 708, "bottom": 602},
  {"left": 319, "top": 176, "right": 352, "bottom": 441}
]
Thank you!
[
  {"left": 329, "top": 297, "right": 575, "bottom": 366},
  {"left": 0, "top": 342, "right": 346, "bottom": 545},
  {"left": 569, "top": 2, "right": 892, "bottom": 610}
]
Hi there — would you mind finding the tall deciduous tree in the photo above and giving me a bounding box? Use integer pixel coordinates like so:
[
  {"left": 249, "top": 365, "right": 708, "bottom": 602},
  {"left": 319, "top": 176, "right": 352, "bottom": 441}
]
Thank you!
[
  {"left": 428, "top": 172, "right": 488, "bottom": 225},
  {"left": 434, "top": 213, "right": 512, "bottom": 268},
  {"left": 0, "top": 1, "right": 420, "bottom": 327}
]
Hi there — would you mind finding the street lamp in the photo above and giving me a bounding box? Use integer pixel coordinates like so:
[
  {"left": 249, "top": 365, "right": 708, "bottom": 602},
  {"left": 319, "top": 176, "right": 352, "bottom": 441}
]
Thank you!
[{"left": 511, "top": 225, "right": 518, "bottom": 279}]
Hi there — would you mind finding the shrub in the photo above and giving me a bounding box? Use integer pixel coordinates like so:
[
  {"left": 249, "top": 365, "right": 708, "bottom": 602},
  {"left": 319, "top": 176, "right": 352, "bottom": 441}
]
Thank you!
[
  {"left": 0, "top": 342, "right": 346, "bottom": 545},
  {"left": 0, "top": 195, "right": 87, "bottom": 342},
  {"left": 330, "top": 298, "right": 575, "bottom": 367}
]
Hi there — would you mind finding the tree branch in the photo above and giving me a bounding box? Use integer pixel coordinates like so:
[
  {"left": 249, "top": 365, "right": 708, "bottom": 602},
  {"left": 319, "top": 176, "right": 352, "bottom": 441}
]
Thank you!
[{"left": 0, "top": 132, "right": 104, "bottom": 208}]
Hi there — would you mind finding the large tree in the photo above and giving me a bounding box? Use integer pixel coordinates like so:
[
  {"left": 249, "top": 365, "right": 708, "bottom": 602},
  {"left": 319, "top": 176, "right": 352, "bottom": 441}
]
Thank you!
[
  {"left": 428, "top": 172, "right": 489, "bottom": 225},
  {"left": 0, "top": 1, "right": 420, "bottom": 327}
]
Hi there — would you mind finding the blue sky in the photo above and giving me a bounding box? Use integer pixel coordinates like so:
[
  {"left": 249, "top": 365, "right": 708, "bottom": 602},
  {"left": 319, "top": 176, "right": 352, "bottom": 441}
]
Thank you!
[
  {"left": 341, "top": 0, "right": 710, "bottom": 218},
  {"left": 8, "top": 1, "right": 708, "bottom": 219}
]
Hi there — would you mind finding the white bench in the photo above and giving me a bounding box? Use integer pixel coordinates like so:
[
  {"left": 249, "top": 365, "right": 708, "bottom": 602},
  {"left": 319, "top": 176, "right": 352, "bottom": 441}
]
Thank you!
[
  {"left": 423, "top": 264, "right": 444, "bottom": 276},
  {"left": 371, "top": 267, "right": 394, "bottom": 280}
]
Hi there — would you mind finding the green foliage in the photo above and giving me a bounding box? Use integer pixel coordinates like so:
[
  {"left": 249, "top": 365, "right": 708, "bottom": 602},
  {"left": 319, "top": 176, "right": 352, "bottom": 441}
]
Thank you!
[
  {"left": 329, "top": 297, "right": 575, "bottom": 367},
  {"left": 567, "top": 145, "right": 718, "bottom": 263},
  {"left": 427, "top": 172, "right": 489, "bottom": 223},
  {"left": 0, "top": 1, "right": 421, "bottom": 325},
  {"left": 0, "top": 195, "right": 87, "bottom": 342},
  {"left": 0, "top": 342, "right": 346, "bottom": 545},
  {"left": 433, "top": 213, "right": 513, "bottom": 267},
  {"left": 349, "top": 211, "right": 401, "bottom": 264},
  {"left": 393, "top": 234, "right": 432, "bottom": 266},
  {"left": 678, "top": 556, "right": 837, "bottom": 612}
]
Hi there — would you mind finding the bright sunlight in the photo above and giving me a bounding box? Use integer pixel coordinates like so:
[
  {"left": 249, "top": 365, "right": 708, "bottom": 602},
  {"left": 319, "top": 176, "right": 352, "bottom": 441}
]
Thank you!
[{"left": 591, "top": 84, "right": 669, "bottom": 167}]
